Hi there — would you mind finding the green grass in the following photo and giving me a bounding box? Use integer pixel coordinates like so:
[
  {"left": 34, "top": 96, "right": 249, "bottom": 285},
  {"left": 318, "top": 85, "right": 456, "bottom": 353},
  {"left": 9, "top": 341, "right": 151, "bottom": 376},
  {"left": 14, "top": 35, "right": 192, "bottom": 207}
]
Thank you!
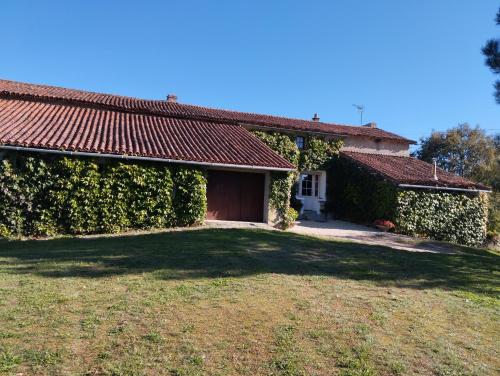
[{"left": 0, "top": 228, "right": 498, "bottom": 375}]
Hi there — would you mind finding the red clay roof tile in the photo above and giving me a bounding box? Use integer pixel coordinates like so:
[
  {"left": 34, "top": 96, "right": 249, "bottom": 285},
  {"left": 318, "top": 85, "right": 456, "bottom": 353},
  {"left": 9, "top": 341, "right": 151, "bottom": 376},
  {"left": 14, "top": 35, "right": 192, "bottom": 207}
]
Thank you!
[
  {"left": 0, "top": 97, "right": 295, "bottom": 170},
  {"left": 0, "top": 79, "right": 414, "bottom": 143},
  {"left": 341, "top": 151, "right": 489, "bottom": 190}
]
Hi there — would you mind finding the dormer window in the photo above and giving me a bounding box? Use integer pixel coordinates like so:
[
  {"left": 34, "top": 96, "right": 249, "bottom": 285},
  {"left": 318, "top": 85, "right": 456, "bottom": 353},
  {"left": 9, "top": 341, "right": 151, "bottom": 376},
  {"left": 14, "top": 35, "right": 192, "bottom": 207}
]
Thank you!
[{"left": 295, "top": 136, "right": 305, "bottom": 150}]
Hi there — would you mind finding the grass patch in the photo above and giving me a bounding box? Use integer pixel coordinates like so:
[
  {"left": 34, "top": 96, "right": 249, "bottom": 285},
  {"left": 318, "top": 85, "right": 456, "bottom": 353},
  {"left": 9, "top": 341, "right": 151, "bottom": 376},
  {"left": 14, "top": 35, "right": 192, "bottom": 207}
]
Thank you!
[{"left": 0, "top": 228, "right": 498, "bottom": 375}]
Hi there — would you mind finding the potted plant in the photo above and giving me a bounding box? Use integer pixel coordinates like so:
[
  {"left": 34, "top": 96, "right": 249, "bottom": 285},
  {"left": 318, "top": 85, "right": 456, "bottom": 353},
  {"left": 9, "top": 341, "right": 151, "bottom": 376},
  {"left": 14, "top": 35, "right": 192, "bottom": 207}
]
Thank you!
[{"left": 373, "top": 219, "right": 395, "bottom": 232}]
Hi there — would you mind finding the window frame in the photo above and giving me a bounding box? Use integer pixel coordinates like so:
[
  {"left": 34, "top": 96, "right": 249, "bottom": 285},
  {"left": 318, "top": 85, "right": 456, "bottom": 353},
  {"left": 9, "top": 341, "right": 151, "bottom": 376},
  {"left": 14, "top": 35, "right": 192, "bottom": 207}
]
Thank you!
[
  {"left": 295, "top": 136, "right": 305, "bottom": 150},
  {"left": 300, "top": 174, "right": 313, "bottom": 197}
]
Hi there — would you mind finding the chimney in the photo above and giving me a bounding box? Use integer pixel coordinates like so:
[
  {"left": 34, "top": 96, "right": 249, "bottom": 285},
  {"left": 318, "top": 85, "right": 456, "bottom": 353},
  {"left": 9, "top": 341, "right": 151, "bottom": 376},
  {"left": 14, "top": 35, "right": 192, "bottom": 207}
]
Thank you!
[
  {"left": 166, "top": 94, "right": 178, "bottom": 103},
  {"left": 432, "top": 158, "right": 438, "bottom": 180},
  {"left": 363, "top": 122, "right": 377, "bottom": 128},
  {"left": 312, "top": 113, "right": 320, "bottom": 122}
]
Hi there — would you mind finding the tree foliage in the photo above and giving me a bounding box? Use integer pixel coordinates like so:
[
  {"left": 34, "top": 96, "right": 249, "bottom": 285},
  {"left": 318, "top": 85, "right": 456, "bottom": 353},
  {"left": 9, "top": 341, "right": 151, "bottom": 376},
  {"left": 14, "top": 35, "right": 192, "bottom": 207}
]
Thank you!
[
  {"left": 413, "top": 123, "right": 498, "bottom": 184},
  {"left": 482, "top": 6, "right": 500, "bottom": 103},
  {"left": 413, "top": 123, "right": 500, "bottom": 233}
]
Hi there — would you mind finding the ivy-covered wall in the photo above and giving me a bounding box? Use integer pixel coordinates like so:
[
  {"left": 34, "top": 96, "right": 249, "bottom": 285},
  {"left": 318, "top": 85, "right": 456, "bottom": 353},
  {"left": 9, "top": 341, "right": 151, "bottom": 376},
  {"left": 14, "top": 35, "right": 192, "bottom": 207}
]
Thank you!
[
  {"left": 0, "top": 153, "right": 207, "bottom": 238},
  {"left": 252, "top": 131, "right": 342, "bottom": 228},
  {"left": 327, "top": 157, "right": 398, "bottom": 222},
  {"left": 327, "top": 156, "right": 489, "bottom": 246},
  {"left": 396, "top": 190, "right": 488, "bottom": 246}
]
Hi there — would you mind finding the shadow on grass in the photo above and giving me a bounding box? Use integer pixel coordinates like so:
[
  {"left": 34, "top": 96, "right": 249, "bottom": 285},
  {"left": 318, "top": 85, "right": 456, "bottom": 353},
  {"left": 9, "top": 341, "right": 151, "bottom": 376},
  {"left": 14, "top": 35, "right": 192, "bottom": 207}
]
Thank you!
[{"left": 0, "top": 229, "right": 498, "bottom": 297}]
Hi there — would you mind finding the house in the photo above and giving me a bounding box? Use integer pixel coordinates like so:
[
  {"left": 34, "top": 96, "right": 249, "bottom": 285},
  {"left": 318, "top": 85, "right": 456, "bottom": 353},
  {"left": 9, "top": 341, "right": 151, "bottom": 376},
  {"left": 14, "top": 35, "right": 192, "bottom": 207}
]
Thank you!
[{"left": 0, "top": 79, "right": 489, "bottom": 228}]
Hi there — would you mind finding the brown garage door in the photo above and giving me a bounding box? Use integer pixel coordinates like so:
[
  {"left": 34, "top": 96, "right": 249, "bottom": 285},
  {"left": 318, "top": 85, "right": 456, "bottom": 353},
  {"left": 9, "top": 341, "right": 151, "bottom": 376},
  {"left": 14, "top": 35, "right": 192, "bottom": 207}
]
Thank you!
[{"left": 206, "top": 170, "right": 265, "bottom": 222}]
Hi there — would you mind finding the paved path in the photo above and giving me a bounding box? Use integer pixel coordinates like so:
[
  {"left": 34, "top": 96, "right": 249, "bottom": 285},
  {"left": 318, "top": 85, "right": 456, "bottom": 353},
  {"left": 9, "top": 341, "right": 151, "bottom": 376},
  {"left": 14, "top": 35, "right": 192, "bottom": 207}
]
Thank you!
[
  {"left": 288, "top": 219, "right": 458, "bottom": 254},
  {"left": 205, "top": 219, "right": 459, "bottom": 254}
]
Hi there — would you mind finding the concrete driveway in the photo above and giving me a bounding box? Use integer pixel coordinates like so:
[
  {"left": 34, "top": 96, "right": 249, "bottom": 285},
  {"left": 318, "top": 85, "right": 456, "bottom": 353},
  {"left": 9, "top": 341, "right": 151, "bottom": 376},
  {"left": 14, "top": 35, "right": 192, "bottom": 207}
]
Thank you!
[
  {"left": 288, "top": 219, "right": 458, "bottom": 254},
  {"left": 205, "top": 219, "right": 459, "bottom": 254}
]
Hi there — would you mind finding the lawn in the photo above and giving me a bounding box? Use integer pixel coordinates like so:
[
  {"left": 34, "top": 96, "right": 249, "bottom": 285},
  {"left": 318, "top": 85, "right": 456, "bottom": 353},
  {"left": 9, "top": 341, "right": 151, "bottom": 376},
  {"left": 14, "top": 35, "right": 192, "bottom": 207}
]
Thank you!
[{"left": 0, "top": 229, "right": 498, "bottom": 375}]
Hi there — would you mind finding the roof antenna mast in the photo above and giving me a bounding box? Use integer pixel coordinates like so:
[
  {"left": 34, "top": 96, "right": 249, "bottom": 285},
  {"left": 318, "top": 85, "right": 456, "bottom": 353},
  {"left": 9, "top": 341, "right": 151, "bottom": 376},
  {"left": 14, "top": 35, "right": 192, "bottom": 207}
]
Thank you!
[{"left": 352, "top": 104, "right": 364, "bottom": 125}]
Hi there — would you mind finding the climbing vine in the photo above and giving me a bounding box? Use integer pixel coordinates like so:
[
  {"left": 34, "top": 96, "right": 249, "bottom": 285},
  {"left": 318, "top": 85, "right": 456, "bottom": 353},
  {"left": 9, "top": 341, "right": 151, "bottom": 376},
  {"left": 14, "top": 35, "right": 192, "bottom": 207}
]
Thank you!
[
  {"left": 327, "top": 155, "right": 490, "bottom": 246},
  {"left": 252, "top": 130, "right": 342, "bottom": 228},
  {"left": 0, "top": 153, "right": 206, "bottom": 238},
  {"left": 396, "top": 189, "right": 489, "bottom": 246}
]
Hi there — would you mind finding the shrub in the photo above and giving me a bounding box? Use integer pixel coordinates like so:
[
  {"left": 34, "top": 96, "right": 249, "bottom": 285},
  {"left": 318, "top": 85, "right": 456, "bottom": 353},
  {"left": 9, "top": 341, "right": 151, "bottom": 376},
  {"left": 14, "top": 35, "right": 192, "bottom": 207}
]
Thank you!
[{"left": 284, "top": 207, "right": 299, "bottom": 228}]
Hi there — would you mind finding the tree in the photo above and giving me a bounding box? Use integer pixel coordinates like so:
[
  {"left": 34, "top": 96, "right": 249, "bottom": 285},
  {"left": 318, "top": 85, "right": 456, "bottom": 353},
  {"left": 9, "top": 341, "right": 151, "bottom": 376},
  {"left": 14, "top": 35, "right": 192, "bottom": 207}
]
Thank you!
[
  {"left": 413, "top": 123, "right": 497, "bottom": 183},
  {"left": 482, "top": 7, "right": 500, "bottom": 103}
]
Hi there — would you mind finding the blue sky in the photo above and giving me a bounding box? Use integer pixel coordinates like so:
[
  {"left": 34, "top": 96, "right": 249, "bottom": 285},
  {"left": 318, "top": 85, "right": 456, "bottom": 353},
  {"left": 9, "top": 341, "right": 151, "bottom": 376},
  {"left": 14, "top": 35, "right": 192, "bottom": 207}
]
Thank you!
[{"left": 2, "top": 1, "right": 499, "bottom": 145}]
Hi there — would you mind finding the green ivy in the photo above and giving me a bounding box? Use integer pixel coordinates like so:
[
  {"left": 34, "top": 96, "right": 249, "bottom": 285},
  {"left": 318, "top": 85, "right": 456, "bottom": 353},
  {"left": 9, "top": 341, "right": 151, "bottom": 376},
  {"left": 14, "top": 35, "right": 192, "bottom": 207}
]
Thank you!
[
  {"left": 327, "top": 157, "right": 398, "bottom": 222},
  {"left": 49, "top": 157, "right": 101, "bottom": 234},
  {"left": 173, "top": 167, "right": 207, "bottom": 227},
  {"left": 253, "top": 131, "right": 342, "bottom": 228},
  {"left": 328, "top": 155, "right": 489, "bottom": 246},
  {"left": 252, "top": 131, "right": 300, "bottom": 167},
  {"left": 267, "top": 171, "right": 296, "bottom": 229},
  {"left": 396, "top": 189, "right": 488, "bottom": 246},
  {"left": 0, "top": 153, "right": 206, "bottom": 238},
  {"left": 0, "top": 159, "right": 24, "bottom": 237},
  {"left": 299, "top": 137, "right": 343, "bottom": 171}
]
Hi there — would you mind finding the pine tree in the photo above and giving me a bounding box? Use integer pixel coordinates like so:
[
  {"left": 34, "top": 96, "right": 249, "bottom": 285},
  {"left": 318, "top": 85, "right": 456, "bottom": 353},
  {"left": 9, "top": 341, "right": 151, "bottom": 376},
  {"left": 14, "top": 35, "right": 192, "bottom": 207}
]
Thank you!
[{"left": 482, "top": 7, "right": 500, "bottom": 103}]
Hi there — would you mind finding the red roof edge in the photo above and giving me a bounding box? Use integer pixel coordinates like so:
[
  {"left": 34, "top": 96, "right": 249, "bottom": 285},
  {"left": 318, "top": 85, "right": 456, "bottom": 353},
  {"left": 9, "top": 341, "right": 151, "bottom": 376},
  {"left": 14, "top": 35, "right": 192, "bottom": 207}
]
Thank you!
[{"left": 340, "top": 151, "right": 490, "bottom": 191}]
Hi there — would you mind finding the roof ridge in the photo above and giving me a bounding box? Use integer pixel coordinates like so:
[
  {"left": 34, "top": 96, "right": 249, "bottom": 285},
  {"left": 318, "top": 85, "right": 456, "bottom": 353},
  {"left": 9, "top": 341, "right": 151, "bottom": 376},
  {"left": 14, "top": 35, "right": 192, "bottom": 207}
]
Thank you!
[
  {"left": 341, "top": 150, "right": 413, "bottom": 158},
  {"left": 0, "top": 78, "right": 149, "bottom": 102},
  {"left": 0, "top": 78, "right": 365, "bottom": 128},
  {"left": 0, "top": 78, "right": 415, "bottom": 143},
  {"left": 170, "top": 101, "right": 371, "bottom": 130},
  {"left": 0, "top": 91, "right": 242, "bottom": 127},
  {"left": 341, "top": 150, "right": 489, "bottom": 190},
  {"left": 0, "top": 96, "right": 295, "bottom": 170}
]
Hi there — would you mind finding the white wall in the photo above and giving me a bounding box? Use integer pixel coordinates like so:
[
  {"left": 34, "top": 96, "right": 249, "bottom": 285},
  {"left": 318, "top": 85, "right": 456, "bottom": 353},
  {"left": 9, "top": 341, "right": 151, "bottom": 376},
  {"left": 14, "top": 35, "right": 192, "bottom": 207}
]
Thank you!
[{"left": 340, "top": 136, "right": 410, "bottom": 156}]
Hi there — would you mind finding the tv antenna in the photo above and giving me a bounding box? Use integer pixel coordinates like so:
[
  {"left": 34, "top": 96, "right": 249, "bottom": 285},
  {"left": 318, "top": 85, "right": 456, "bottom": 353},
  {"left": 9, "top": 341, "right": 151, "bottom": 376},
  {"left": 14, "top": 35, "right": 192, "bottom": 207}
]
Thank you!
[{"left": 352, "top": 104, "right": 364, "bottom": 125}]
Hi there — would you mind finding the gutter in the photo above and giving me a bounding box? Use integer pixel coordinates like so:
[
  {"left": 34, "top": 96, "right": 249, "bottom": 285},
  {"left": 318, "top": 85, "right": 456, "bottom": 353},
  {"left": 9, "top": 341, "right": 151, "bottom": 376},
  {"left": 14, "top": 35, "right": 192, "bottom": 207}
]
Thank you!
[
  {"left": 398, "top": 183, "right": 491, "bottom": 193},
  {"left": 0, "top": 145, "right": 296, "bottom": 172}
]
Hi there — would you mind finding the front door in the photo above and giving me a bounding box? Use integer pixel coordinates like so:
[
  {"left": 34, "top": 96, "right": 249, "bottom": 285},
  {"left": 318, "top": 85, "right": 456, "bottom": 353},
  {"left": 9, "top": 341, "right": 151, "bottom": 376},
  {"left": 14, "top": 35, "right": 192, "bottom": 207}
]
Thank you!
[{"left": 300, "top": 173, "right": 320, "bottom": 211}]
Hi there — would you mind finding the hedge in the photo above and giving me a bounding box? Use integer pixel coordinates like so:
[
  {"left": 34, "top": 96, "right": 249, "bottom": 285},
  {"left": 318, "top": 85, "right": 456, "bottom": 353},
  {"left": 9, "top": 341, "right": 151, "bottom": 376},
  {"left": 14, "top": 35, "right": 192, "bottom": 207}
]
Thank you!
[
  {"left": 0, "top": 153, "right": 207, "bottom": 238},
  {"left": 328, "top": 156, "right": 489, "bottom": 246}
]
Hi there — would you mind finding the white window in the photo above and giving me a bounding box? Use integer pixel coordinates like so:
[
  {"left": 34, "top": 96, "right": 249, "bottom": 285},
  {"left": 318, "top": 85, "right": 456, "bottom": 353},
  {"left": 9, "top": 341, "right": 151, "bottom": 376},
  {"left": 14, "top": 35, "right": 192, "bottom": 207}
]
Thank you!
[
  {"left": 295, "top": 136, "right": 305, "bottom": 150},
  {"left": 300, "top": 173, "right": 321, "bottom": 197},
  {"left": 301, "top": 174, "right": 313, "bottom": 196}
]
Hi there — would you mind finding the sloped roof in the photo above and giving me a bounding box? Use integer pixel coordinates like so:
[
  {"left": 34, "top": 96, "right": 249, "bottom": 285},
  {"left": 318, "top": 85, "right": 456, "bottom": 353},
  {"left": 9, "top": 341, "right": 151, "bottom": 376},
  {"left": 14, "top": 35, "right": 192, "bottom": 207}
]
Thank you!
[
  {"left": 0, "top": 96, "right": 295, "bottom": 171},
  {"left": 0, "top": 79, "right": 414, "bottom": 143},
  {"left": 341, "top": 151, "right": 490, "bottom": 191}
]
